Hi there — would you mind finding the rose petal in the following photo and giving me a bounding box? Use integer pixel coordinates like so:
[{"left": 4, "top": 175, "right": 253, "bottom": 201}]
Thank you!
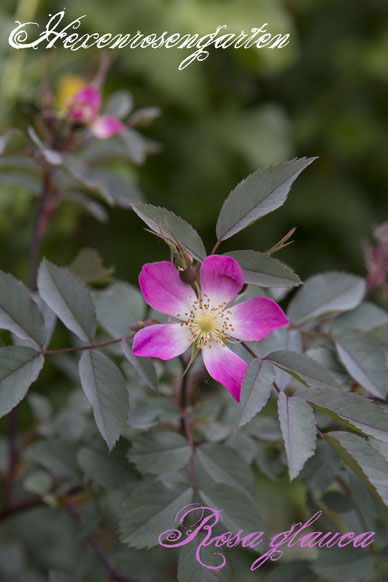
[
  {"left": 91, "top": 115, "right": 124, "bottom": 139},
  {"left": 202, "top": 342, "right": 247, "bottom": 402},
  {"left": 228, "top": 296, "right": 289, "bottom": 341},
  {"left": 139, "top": 261, "right": 197, "bottom": 317},
  {"left": 132, "top": 323, "right": 191, "bottom": 360},
  {"left": 200, "top": 255, "right": 244, "bottom": 307},
  {"left": 69, "top": 85, "right": 101, "bottom": 122}
]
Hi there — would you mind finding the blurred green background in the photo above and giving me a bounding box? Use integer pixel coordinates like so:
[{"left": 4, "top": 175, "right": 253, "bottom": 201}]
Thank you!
[{"left": 1, "top": 0, "right": 388, "bottom": 285}]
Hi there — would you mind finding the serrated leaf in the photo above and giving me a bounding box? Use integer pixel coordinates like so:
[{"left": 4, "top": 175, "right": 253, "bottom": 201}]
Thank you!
[
  {"left": 302, "top": 440, "right": 343, "bottom": 495},
  {"left": 38, "top": 259, "right": 96, "bottom": 342},
  {"left": 237, "top": 359, "right": 275, "bottom": 428},
  {"left": 278, "top": 393, "right": 316, "bottom": 480},
  {"left": 93, "top": 281, "right": 145, "bottom": 338},
  {"left": 295, "top": 388, "right": 388, "bottom": 442},
  {"left": 77, "top": 441, "right": 138, "bottom": 488},
  {"left": 194, "top": 444, "right": 254, "bottom": 496},
  {"left": 121, "top": 339, "right": 158, "bottom": 391},
  {"left": 120, "top": 481, "right": 192, "bottom": 549},
  {"left": 324, "top": 431, "right": 388, "bottom": 508},
  {"left": 331, "top": 301, "right": 388, "bottom": 332},
  {"left": 216, "top": 157, "right": 316, "bottom": 241},
  {"left": 288, "top": 272, "right": 366, "bottom": 324},
  {"left": 0, "top": 347, "right": 44, "bottom": 418},
  {"left": 178, "top": 535, "right": 233, "bottom": 582},
  {"left": 132, "top": 203, "right": 206, "bottom": 261},
  {"left": 129, "top": 431, "right": 191, "bottom": 475},
  {"left": 199, "top": 483, "right": 265, "bottom": 535},
  {"left": 0, "top": 271, "right": 46, "bottom": 348},
  {"left": 78, "top": 351, "right": 129, "bottom": 450},
  {"left": 227, "top": 250, "right": 301, "bottom": 287},
  {"left": 333, "top": 328, "right": 387, "bottom": 398},
  {"left": 68, "top": 248, "right": 114, "bottom": 285},
  {"left": 266, "top": 561, "right": 316, "bottom": 582},
  {"left": 311, "top": 547, "right": 375, "bottom": 582},
  {"left": 267, "top": 350, "right": 340, "bottom": 389},
  {"left": 25, "top": 438, "right": 79, "bottom": 480}
]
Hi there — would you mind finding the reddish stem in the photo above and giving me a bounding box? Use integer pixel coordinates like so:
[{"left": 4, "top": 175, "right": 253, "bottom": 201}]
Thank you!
[{"left": 43, "top": 334, "right": 135, "bottom": 355}]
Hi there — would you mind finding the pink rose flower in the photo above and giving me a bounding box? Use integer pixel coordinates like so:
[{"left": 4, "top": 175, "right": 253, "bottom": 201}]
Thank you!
[
  {"left": 133, "top": 255, "right": 289, "bottom": 402},
  {"left": 68, "top": 85, "right": 101, "bottom": 124},
  {"left": 67, "top": 85, "right": 124, "bottom": 139}
]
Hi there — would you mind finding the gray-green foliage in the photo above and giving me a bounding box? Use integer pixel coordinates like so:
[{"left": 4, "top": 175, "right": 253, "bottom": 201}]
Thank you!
[{"left": 0, "top": 153, "right": 386, "bottom": 582}]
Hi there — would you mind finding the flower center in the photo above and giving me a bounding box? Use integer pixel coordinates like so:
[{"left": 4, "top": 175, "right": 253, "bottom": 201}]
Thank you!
[
  {"left": 197, "top": 312, "right": 217, "bottom": 333},
  {"left": 178, "top": 294, "right": 235, "bottom": 349}
]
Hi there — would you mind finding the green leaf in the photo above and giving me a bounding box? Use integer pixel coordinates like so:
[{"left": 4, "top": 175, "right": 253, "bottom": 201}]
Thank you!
[
  {"left": 120, "top": 480, "right": 193, "bottom": 549},
  {"left": 128, "top": 431, "right": 191, "bottom": 475},
  {"left": 38, "top": 260, "right": 96, "bottom": 342},
  {"left": 267, "top": 350, "right": 341, "bottom": 389},
  {"left": 216, "top": 157, "right": 316, "bottom": 241},
  {"left": 277, "top": 393, "right": 316, "bottom": 480},
  {"left": 194, "top": 444, "right": 254, "bottom": 496},
  {"left": 121, "top": 339, "right": 158, "bottom": 391},
  {"left": 237, "top": 359, "right": 275, "bottom": 428},
  {"left": 288, "top": 272, "right": 366, "bottom": 324},
  {"left": 49, "top": 571, "right": 73, "bottom": 582},
  {"left": 93, "top": 281, "right": 145, "bottom": 338},
  {"left": 226, "top": 250, "right": 301, "bottom": 287},
  {"left": 324, "top": 431, "right": 388, "bottom": 508},
  {"left": 77, "top": 441, "right": 138, "bottom": 488},
  {"left": 0, "top": 347, "right": 44, "bottom": 418},
  {"left": 103, "top": 90, "right": 133, "bottom": 118},
  {"left": 25, "top": 438, "right": 80, "bottom": 480},
  {"left": 132, "top": 203, "right": 206, "bottom": 261},
  {"left": 331, "top": 301, "right": 388, "bottom": 332},
  {"left": 0, "top": 271, "right": 46, "bottom": 348},
  {"left": 178, "top": 535, "right": 233, "bottom": 582},
  {"left": 199, "top": 483, "right": 265, "bottom": 535},
  {"left": 61, "top": 153, "right": 115, "bottom": 204},
  {"left": 333, "top": 328, "right": 388, "bottom": 398},
  {"left": 295, "top": 388, "right": 388, "bottom": 442},
  {"left": 311, "top": 547, "right": 375, "bottom": 582},
  {"left": 78, "top": 351, "right": 129, "bottom": 450},
  {"left": 68, "top": 248, "right": 114, "bottom": 285},
  {"left": 268, "top": 562, "right": 316, "bottom": 582},
  {"left": 302, "top": 441, "right": 343, "bottom": 496}
]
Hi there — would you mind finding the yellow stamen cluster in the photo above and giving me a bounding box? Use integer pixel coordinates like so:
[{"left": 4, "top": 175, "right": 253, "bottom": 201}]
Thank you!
[{"left": 178, "top": 294, "right": 235, "bottom": 349}]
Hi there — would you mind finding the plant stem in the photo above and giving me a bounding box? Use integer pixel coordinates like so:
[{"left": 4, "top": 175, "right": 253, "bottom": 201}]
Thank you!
[
  {"left": 28, "top": 167, "right": 52, "bottom": 291},
  {"left": 210, "top": 240, "right": 221, "bottom": 254},
  {"left": 240, "top": 340, "right": 258, "bottom": 359},
  {"left": 43, "top": 334, "right": 135, "bottom": 356},
  {"left": 178, "top": 356, "right": 196, "bottom": 491},
  {"left": 66, "top": 503, "right": 140, "bottom": 582}
]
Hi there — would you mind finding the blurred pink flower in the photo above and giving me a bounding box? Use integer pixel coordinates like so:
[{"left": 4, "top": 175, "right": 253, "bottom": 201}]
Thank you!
[
  {"left": 133, "top": 255, "right": 288, "bottom": 402},
  {"left": 364, "top": 222, "right": 388, "bottom": 292},
  {"left": 67, "top": 85, "right": 124, "bottom": 139}
]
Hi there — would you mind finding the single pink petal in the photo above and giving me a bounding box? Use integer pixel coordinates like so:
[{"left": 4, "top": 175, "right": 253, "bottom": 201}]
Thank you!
[
  {"left": 199, "top": 255, "right": 244, "bottom": 306},
  {"left": 132, "top": 323, "right": 191, "bottom": 360},
  {"left": 228, "top": 296, "right": 289, "bottom": 341},
  {"left": 91, "top": 115, "right": 124, "bottom": 139},
  {"left": 202, "top": 342, "right": 247, "bottom": 402},
  {"left": 139, "top": 261, "right": 197, "bottom": 317}
]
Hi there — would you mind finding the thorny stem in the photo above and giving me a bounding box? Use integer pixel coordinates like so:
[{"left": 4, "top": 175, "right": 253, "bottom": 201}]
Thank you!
[
  {"left": 43, "top": 334, "right": 135, "bottom": 355},
  {"left": 66, "top": 503, "right": 140, "bottom": 582}
]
